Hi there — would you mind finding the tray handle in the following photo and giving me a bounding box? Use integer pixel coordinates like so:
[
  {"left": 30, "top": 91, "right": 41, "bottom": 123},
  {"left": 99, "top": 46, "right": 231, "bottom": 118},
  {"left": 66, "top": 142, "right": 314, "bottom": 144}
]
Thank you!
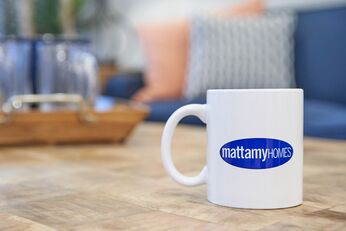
[{"left": 0, "top": 94, "right": 96, "bottom": 124}]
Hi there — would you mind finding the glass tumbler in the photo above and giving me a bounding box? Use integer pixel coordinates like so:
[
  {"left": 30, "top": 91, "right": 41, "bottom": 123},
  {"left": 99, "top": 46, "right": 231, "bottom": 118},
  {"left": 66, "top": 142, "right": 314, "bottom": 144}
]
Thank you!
[
  {"left": 36, "top": 38, "right": 99, "bottom": 111},
  {"left": 0, "top": 38, "right": 32, "bottom": 111}
]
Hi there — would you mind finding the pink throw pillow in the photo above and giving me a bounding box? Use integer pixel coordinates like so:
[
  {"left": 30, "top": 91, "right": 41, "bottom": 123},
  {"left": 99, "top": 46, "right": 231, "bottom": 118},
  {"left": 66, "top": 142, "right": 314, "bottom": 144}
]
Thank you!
[{"left": 133, "top": 0, "right": 264, "bottom": 102}]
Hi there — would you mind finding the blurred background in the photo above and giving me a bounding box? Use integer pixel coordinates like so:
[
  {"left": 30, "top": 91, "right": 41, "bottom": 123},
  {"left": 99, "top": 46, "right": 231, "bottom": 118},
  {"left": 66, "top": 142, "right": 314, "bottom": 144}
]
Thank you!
[{"left": 0, "top": 0, "right": 346, "bottom": 140}]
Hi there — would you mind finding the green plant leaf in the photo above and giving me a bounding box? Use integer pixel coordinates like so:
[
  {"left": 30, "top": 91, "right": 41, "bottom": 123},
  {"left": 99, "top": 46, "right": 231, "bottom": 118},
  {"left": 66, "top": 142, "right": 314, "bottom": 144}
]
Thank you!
[{"left": 33, "top": 0, "right": 62, "bottom": 34}]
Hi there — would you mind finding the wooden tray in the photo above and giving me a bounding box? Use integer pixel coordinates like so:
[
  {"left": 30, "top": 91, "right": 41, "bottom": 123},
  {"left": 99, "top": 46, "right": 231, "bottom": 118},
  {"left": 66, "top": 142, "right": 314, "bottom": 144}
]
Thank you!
[{"left": 0, "top": 94, "right": 149, "bottom": 145}]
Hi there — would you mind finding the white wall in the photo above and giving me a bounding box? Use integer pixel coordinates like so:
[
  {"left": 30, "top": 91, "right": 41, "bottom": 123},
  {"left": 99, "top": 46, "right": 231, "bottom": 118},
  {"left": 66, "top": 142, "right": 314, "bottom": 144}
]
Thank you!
[
  {"left": 119, "top": 0, "right": 346, "bottom": 24},
  {"left": 267, "top": 0, "right": 346, "bottom": 10},
  {"left": 97, "top": 0, "right": 346, "bottom": 69}
]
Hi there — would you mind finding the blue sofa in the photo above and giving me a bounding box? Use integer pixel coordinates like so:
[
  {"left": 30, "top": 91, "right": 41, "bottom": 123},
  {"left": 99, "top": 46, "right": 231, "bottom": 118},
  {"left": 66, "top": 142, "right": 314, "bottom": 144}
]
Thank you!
[{"left": 104, "top": 6, "right": 346, "bottom": 139}]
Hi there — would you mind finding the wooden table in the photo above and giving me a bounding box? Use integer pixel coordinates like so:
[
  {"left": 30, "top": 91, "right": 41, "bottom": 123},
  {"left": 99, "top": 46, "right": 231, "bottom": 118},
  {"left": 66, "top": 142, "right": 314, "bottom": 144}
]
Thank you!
[{"left": 0, "top": 123, "right": 345, "bottom": 230}]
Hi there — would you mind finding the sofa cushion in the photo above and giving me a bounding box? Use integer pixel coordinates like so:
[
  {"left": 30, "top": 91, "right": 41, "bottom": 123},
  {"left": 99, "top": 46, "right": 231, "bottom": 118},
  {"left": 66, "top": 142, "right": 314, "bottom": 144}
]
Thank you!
[
  {"left": 103, "top": 73, "right": 144, "bottom": 99},
  {"left": 295, "top": 6, "right": 346, "bottom": 104},
  {"left": 147, "top": 98, "right": 346, "bottom": 139},
  {"left": 304, "top": 99, "right": 346, "bottom": 139},
  {"left": 147, "top": 98, "right": 206, "bottom": 125}
]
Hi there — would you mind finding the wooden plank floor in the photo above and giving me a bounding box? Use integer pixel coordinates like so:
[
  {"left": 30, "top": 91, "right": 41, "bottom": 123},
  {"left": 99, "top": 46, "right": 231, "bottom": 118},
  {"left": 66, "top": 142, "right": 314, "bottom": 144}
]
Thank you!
[{"left": 0, "top": 123, "right": 345, "bottom": 230}]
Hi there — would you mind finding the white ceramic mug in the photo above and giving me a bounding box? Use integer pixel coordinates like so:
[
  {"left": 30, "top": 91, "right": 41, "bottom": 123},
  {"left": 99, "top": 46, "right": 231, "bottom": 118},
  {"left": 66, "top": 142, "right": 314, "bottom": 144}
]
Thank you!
[{"left": 161, "top": 89, "right": 303, "bottom": 209}]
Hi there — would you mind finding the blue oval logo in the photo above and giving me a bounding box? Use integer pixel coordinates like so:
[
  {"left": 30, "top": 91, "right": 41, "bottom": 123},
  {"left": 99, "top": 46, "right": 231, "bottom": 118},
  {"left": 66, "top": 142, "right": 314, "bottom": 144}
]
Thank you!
[{"left": 220, "top": 138, "right": 293, "bottom": 169}]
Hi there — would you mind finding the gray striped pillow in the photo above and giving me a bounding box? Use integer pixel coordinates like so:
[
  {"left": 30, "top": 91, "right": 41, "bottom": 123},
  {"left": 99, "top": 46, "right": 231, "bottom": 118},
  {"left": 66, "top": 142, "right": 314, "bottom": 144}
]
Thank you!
[{"left": 184, "top": 12, "right": 296, "bottom": 99}]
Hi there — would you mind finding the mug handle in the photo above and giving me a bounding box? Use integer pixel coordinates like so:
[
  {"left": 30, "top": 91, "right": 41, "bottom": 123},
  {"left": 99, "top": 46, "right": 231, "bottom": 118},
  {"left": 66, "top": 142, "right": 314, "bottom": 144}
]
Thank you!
[{"left": 161, "top": 104, "right": 207, "bottom": 186}]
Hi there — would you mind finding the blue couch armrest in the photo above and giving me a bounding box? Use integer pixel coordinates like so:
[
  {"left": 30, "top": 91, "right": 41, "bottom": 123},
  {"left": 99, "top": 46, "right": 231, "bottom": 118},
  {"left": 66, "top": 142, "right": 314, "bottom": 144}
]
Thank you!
[
  {"left": 103, "top": 72, "right": 144, "bottom": 99},
  {"left": 304, "top": 99, "right": 346, "bottom": 140},
  {"left": 147, "top": 98, "right": 346, "bottom": 139},
  {"left": 147, "top": 98, "right": 206, "bottom": 125},
  {"left": 295, "top": 6, "right": 346, "bottom": 104}
]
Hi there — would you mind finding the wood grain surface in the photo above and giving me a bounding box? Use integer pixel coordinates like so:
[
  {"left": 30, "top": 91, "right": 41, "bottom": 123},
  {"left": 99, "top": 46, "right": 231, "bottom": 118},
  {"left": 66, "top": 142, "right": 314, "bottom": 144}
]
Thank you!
[
  {"left": 0, "top": 122, "right": 345, "bottom": 230},
  {"left": 0, "top": 105, "right": 148, "bottom": 145}
]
